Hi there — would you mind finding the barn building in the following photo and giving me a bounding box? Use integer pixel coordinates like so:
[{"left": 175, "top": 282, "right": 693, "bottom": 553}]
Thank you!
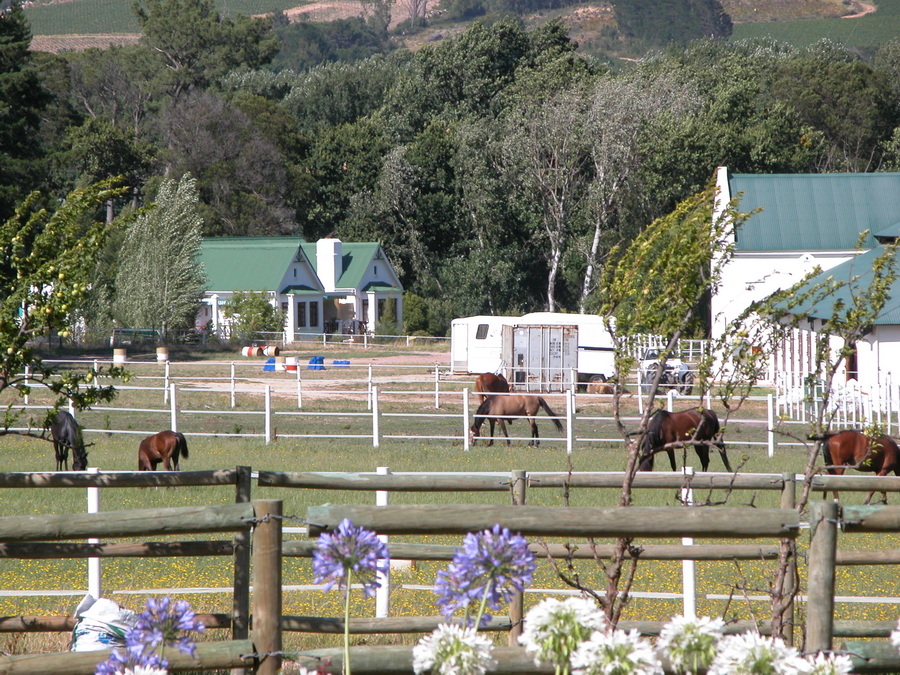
[
  {"left": 713, "top": 167, "right": 900, "bottom": 392},
  {"left": 196, "top": 237, "right": 403, "bottom": 341}
]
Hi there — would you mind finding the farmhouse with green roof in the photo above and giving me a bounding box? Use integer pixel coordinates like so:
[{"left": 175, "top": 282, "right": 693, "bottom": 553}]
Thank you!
[
  {"left": 197, "top": 237, "right": 403, "bottom": 341},
  {"left": 713, "top": 167, "right": 900, "bottom": 390}
]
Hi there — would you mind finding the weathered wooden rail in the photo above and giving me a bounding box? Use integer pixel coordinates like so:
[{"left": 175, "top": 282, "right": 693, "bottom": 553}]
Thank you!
[{"left": 0, "top": 498, "right": 282, "bottom": 675}]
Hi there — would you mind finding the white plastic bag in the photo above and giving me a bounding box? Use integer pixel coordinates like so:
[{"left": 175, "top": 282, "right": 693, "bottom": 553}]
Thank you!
[{"left": 70, "top": 594, "right": 138, "bottom": 652}]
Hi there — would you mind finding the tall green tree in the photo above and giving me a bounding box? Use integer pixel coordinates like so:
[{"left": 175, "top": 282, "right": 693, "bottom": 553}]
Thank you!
[
  {"left": 133, "top": 0, "right": 279, "bottom": 100},
  {"left": 114, "top": 173, "right": 206, "bottom": 336},
  {"left": 0, "top": 1, "right": 51, "bottom": 220},
  {"left": 0, "top": 179, "right": 127, "bottom": 432}
]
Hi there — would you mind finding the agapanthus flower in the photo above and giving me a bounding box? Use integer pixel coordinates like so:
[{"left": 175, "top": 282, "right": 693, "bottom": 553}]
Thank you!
[
  {"left": 94, "top": 597, "right": 204, "bottom": 675},
  {"left": 435, "top": 524, "right": 535, "bottom": 626},
  {"left": 708, "top": 633, "right": 807, "bottom": 675},
  {"left": 313, "top": 518, "right": 390, "bottom": 598},
  {"left": 518, "top": 597, "right": 607, "bottom": 673},
  {"left": 656, "top": 615, "right": 725, "bottom": 675},
  {"left": 412, "top": 623, "right": 496, "bottom": 675},
  {"left": 800, "top": 651, "right": 853, "bottom": 675},
  {"left": 891, "top": 618, "right": 900, "bottom": 651},
  {"left": 570, "top": 628, "right": 663, "bottom": 675}
]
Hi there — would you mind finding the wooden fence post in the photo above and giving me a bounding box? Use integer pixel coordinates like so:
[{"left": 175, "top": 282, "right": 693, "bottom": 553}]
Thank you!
[
  {"left": 806, "top": 500, "right": 838, "bottom": 653},
  {"left": 508, "top": 470, "right": 526, "bottom": 647},
  {"left": 232, "top": 466, "right": 252, "bottom": 675},
  {"left": 252, "top": 499, "right": 283, "bottom": 675},
  {"left": 779, "top": 473, "right": 797, "bottom": 646}
]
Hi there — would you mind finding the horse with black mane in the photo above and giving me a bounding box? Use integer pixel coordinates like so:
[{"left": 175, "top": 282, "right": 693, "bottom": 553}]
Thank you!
[
  {"left": 138, "top": 430, "right": 189, "bottom": 471},
  {"left": 638, "top": 408, "right": 732, "bottom": 472},
  {"left": 469, "top": 394, "right": 562, "bottom": 447},
  {"left": 50, "top": 410, "right": 88, "bottom": 471},
  {"left": 809, "top": 429, "right": 900, "bottom": 504},
  {"left": 474, "top": 373, "right": 510, "bottom": 404}
]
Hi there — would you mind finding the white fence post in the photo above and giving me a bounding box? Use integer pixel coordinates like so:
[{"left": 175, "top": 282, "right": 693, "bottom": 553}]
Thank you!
[
  {"left": 375, "top": 466, "right": 390, "bottom": 618},
  {"left": 434, "top": 363, "right": 440, "bottom": 409},
  {"left": 681, "top": 466, "right": 696, "bottom": 619},
  {"left": 566, "top": 389, "right": 574, "bottom": 455},
  {"left": 372, "top": 386, "right": 380, "bottom": 448},
  {"left": 296, "top": 363, "right": 303, "bottom": 409},
  {"left": 463, "top": 388, "right": 471, "bottom": 451},
  {"left": 265, "top": 385, "right": 272, "bottom": 444},
  {"left": 87, "top": 467, "right": 101, "bottom": 599},
  {"left": 23, "top": 365, "right": 29, "bottom": 406},
  {"left": 164, "top": 361, "right": 170, "bottom": 404},
  {"left": 767, "top": 394, "right": 775, "bottom": 458},
  {"left": 230, "top": 362, "right": 236, "bottom": 409},
  {"left": 367, "top": 365, "right": 374, "bottom": 411},
  {"left": 170, "top": 384, "right": 177, "bottom": 431},
  {"left": 666, "top": 389, "right": 675, "bottom": 412}
]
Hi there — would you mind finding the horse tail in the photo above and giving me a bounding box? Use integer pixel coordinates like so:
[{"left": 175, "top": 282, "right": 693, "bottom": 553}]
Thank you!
[
  {"left": 808, "top": 431, "right": 838, "bottom": 442},
  {"left": 538, "top": 397, "right": 563, "bottom": 431},
  {"left": 177, "top": 432, "right": 189, "bottom": 459},
  {"left": 820, "top": 435, "right": 835, "bottom": 471},
  {"left": 472, "top": 397, "right": 492, "bottom": 430}
]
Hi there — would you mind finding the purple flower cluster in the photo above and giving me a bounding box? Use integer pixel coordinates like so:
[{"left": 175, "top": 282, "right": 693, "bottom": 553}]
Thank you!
[
  {"left": 313, "top": 518, "right": 390, "bottom": 598},
  {"left": 95, "top": 598, "right": 205, "bottom": 675},
  {"left": 435, "top": 524, "right": 535, "bottom": 626}
]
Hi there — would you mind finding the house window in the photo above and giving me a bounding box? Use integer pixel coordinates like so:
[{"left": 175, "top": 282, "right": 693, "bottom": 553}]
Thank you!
[
  {"left": 281, "top": 302, "right": 288, "bottom": 316},
  {"left": 297, "top": 302, "right": 307, "bottom": 328},
  {"left": 293, "top": 268, "right": 296, "bottom": 278},
  {"left": 309, "top": 301, "right": 319, "bottom": 327},
  {"left": 374, "top": 265, "right": 378, "bottom": 276},
  {"left": 378, "top": 299, "right": 386, "bottom": 320},
  {"left": 476, "top": 324, "right": 489, "bottom": 340}
]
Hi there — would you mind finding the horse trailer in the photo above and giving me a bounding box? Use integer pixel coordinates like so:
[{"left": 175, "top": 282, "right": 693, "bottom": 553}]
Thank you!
[{"left": 450, "top": 313, "right": 616, "bottom": 392}]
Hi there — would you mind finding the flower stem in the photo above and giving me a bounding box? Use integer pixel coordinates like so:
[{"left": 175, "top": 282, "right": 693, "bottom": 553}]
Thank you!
[
  {"left": 344, "top": 569, "right": 352, "bottom": 675},
  {"left": 474, "top": 578, "right": 492, "bottom": 629}
]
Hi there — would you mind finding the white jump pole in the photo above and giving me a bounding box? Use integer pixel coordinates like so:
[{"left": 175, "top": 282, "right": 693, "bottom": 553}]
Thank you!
[
  {"left": 463, "top": 388, "right": 471, "bottom": 452},
  {"left": 434, "top": 363, "right": 440, "bottom": 409},
  {"left": 169, "top": 384, "right": 177, "bottom": 432},
  {"left": 230, "top": 362, "right": 236, "bottom": 409},
  {"left": 566, "top": 389, "right": 574, "bottom": 455},
  {"left": 87, "top": 467, "right": 101, "bottom": 599},
  {"left": 681, "top": 466, "right": 696, "bottom": 619},
  {"left": 767, "top": 394, "right": 775, "bottom": 458},
  {"left": 265, "top": 385, "right": 272, "bottom": 444},
  {"left": 375, "top": 466, "right": 390, "bottom": 618},
  {"left": 372, "top": 386, "right": 380, "bottom": 448}
]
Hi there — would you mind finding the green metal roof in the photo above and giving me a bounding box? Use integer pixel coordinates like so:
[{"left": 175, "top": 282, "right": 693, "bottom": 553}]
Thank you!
[
  {"left": 199, "top": 237, "right": 303, "bottom": 292},
  {"left": 784, "top": 246, "right": 900, "bottom": 325},
  {"left": 299, "top": 242, "right": 382, "bottom": 290},
  {"left": 730, "top": 173, "right": 900, "bottom": 252},
  {"left": 361, "top": 281, "right": 402, "bottom": 293}
]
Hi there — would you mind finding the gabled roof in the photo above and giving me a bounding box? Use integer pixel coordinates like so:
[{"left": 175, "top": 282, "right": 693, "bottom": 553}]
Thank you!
[
  {"left": 729, "top": 173, "right": 900, "bottom": 252},
  {"left": 199, "top": 237, "right": 307, "bottom": 292},
  {"left": 783, "top": 246, "right": 900, "bottom": 326},
  {"left": 299, "top": 242, "right": 383, "bottom": 290}
]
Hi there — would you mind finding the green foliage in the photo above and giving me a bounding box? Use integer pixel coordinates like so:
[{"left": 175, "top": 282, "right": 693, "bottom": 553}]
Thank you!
[
  {"left": 223, "top": 290, "right": 285, "bottom": 335},
  {"left": 375, "top": 297, "right": 399, "bottom": 335},
  {"left": 613, "top": 0, "right": 732, "bottom": 48},
  {"left": 114, "top": 174, "right": 207, "bottom": 335},
  {"left": 0, "top": 2, "right": 51, "bottom": 221},
  {"left": 0, "top": 179, "right": 128, "bottom": 429},
  {"left": 270, "top": 17, "right": 395, "bottom": 73}
]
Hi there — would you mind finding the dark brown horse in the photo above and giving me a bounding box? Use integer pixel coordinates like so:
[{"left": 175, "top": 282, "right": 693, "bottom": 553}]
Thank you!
[
  {"left": 138, "top": 430, "right": 189, "bottom": 471},
  {"left": 810, "top": 429, "right": 900, "bottom": 504},
  {"left": 50, "top": 410, "right": 88, "bottom": 471},
  {"left": 474, "top": 373, "right": 510, "bottom": 404},
  {"left": 638, "top": 408, "right": 732, "bottom": 472},
  {"left": 469, "top": 394, "right": 562, "bottom": 447}
]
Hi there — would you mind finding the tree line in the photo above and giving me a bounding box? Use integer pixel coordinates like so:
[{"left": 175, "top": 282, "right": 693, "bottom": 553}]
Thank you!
[{"left": 2, "top": 0, "right": 900, "bottom": 339}]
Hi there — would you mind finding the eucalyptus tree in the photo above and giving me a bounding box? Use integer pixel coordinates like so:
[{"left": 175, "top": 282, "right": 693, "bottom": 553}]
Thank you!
[{"left": 114, "top": 174, "right": 206, "bottom": 337}]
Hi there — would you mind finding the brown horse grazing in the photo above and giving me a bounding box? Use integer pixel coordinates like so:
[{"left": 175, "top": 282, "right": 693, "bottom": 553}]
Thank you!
[
  {"left": 809, "top": 429, "right": 900, "bottom": 504},
  {"left": 638, "top": 408, "right": 732, "bottom": 472},
  {"left": 138, "top": 431, "right": 189, "bottom": 471},
  {"left": 474, "top": 373, "right": 510, "bottom": 404},
  {"left": 50, "top": 410, "right": 88, "bottom": 471},
  {"left": 469, "top": 394, "right": 563, "bottom": 447}
]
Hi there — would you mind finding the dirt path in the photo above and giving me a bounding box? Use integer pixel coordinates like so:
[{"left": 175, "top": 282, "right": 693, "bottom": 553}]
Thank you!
[{"left": 842, "top": 1, "right": 876, "bottom": 18}]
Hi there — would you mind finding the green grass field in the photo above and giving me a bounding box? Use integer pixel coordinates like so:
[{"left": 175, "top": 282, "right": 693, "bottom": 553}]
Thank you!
[{"left": 731, "top": 0, "right": 900, "bottom": 50}]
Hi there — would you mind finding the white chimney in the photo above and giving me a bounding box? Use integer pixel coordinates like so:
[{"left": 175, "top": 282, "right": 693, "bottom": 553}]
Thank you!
[{"left": 317, "top": 238, "right": 342, "bottom": 292}]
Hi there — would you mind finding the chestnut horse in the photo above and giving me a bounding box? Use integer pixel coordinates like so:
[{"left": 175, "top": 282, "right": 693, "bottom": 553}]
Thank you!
[
  {"left": 474, "top": 373, "right": 510, "bottom": 404},
  {"left": 810, "top": 429, "right": 900, "bottom": 504},
  {"left": 469, "top": 394, "right": 562, "bottom": 447},
  {"left": 138, "top": 430, "right": 189, "bottom": 471},
  {"left": 50, "top": 410, "right": 88, "bottom": 471},
  {"left": 638, "top": 408, "right": 732, "bottom": 472}
]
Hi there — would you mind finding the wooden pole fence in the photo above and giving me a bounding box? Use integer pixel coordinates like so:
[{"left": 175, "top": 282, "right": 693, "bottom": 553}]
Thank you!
[{"left": 306, "top": 504, "right": 801, "bottom": 539}]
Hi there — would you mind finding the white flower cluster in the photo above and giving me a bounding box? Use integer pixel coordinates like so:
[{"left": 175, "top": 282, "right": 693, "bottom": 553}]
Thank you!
[{"left": 413, "top": 623, "right": 496, "bottom": 675}]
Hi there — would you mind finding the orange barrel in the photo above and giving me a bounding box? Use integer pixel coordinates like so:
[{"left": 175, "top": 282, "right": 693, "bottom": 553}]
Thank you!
[
  {"left": 241, "top": 346, "right": 255, "bottom": 357},
  {"left": 113, "top": 348, "right": 127, "bottom": 364},
  {"left": 285, "top": 357, "right": 298, "bottom": 371},
  {"left": 264, "top": 345, "right": 280, "bottom": 357}
]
